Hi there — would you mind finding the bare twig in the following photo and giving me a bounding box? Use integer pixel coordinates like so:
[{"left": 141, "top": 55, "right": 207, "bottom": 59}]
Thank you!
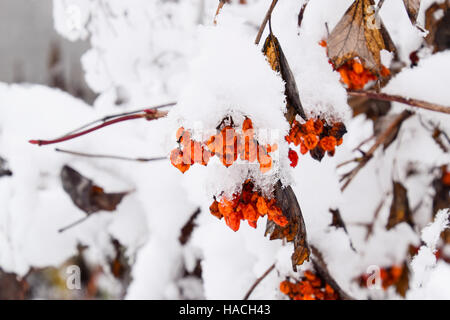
[
  {"left": 254, "top": 0, "right": 278, "bottom": 45},
  {"left": 340, "top": 110, "right": 413, "bottom": 191},
  {"left": 365, "top": 196, "right": 387, "bottom": 241},
  {"left": 55, "top": 148, "right": 166, "bottom": 163},
  {"left": 29, "top": 110, "right": 168, "bottom": 146},
  {"left": 58, "top": 216, "right": 90, "bottom": 233},
  {"left": 243, "top": 263, "right": 275, "bottom": 300},
  {"left": 348, "top": 90, "right": 450, "bottom": 115}
]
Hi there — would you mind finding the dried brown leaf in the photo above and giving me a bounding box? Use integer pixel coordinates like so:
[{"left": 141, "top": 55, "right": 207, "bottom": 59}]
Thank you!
[
  {"left": 386, "top": 181, "right": 413, "bottom": 230},
  {"left": 327, "top": 0, "right": 395, "bottom": 74},
  {"left": 395, "top": 262, "right": 410, "bottom": 297},
  {"left": 403, "top": 0, "right": 421, "bottom": 25},
  {"left": 425, "top": 2, "right": 450, "bottom": 52},
  {"left": 265, "top": 181, "right": 309, "bottom": 271},
  {"left": 263, "top": 33, "right": 306, "bottom": 122},
  {"left": 61, "top": 165, "right": 129, "bottom": 215}
]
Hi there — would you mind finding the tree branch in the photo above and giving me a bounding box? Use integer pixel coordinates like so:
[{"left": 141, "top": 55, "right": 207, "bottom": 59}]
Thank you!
[
  {"left": 340, "top": 110, "right": 413, "bottom": 191},
  {"left": 29, "top": 110, "right": 168, "bottom": 146},
  {"left": 347, "top": 90, "right": 450, "bottom": 115}
]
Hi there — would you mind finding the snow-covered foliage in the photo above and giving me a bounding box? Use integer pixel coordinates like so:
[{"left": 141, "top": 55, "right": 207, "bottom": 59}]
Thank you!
[{"left": 0, "top": 0, "right": 448, "bottom": 299}]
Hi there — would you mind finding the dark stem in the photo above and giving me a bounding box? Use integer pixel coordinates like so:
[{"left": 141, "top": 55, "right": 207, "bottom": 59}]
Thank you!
[
  {"left": 254, "top": 0, "right": 278, "bottom": 45},
  {"left": 55, "top": 148, "right": 167, "bottom": 162},
  {"left": 58, "top": 216, "right": 91, "bottom": 233},
  {"left": 243, "top": 263, "right": 275, "bottom": 300}
]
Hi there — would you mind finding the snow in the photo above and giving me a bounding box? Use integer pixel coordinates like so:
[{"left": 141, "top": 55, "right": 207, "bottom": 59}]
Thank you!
[
  {"left": 0, "top": 0, "right": 448, "bottom": 300},
  {"left": 409, "top": 209, "right": 449, "bottom": 298}
]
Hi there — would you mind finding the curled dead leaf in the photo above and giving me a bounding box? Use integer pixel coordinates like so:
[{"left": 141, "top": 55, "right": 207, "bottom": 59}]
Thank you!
[
  {"left": 327, "top": 0, "right": 395, "bottom": 75},
  {"left": 61, "top": 165, "right": 129, "bottom": 215},
  {"left": 386, "top": 181, "right": 413, "bottom": 230},
  {"left": 263, "top": 33, "right": 306, "bottom": 123},
  {"left": 265, "top": 181, "right": 309, "bottom": 271}
]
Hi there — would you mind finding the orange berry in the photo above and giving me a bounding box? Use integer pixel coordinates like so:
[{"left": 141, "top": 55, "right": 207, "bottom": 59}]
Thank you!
[
  {"left": 209, "top": 200, "right": 222, "bottom": 219},
  {"left": 319, "top": 136, "right": 337, "bottom": 152},
  {"left": 256, "top": 196, "right": 268, "bottom": 215},
  {"left": 352, "top": 61, "right": 364, "bottom": 74},
  {"left": 303, "top": 134, "right": 319, "bottom": 150}
]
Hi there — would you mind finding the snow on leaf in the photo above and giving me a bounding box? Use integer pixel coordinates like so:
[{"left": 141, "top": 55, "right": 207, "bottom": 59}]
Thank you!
[{"left": 262, "top": 32, "right": 306, "bottom": 123}]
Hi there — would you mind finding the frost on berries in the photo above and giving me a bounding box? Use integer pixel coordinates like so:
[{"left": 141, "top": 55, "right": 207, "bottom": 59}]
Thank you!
[
  {"left": 285, "top": 118, "right": 346, "bottom": 162},
  {"left": 170, "top": 118, "right": 277, "bottom": 174},
  {"left": 209, "top": 180, "right": 288, "bottom": 232}
]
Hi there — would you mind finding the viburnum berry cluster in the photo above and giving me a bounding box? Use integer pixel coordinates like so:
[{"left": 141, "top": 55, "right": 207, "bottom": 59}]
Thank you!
[
  {"left": 209, "top": 180, "right": 288, "bottom": 231},
  {"left": 170, "top": 118, "right": 277, "bottom": 174},
  {"left": 279, "top": 271, "right": 339, "bottom": 300},
  {"left": 285, "top": 118, "right": 347, "bottom": 165},
  {"left": 336, "top": 59, "right": 390, "bottom": 90},
  {"left": 319, "top": 40, "right": 390, "bottom": 90}
]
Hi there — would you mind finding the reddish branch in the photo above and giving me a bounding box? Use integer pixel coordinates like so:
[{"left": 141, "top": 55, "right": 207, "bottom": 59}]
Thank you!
[
  {"left": 29, "top": 110, "right": 168, "bottom": 146},
  {"left": 348, "top": 90, "right": 450, "bottom": 115},
  {"left": 254, "top": 0, "right": 278, "bottom": 45},
  {"left": 340, "top": 110, "right": 413, "bottom": 191}
]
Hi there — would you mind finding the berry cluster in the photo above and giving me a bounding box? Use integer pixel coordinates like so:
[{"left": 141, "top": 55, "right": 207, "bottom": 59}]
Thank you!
[
  {"left": 337, "top": 59, "right": 390, "bottom": 90},
  {"left": 170, "top": 118, "right": 277, "bottom": 174},
  {"left": 319, "top": 40, "right": 390, "bottom": 90},
  {"left": 209, "top": 180, "right": 288, "bottom": 232},
  {"left": 285, "top": 118, "right": 346, "bottom": 165},
  {"left": 280, "top": 271, "right": 339, "bottom": 300},
  {"left": 359, "top": 265, "right": 404, "bottom": 290}
]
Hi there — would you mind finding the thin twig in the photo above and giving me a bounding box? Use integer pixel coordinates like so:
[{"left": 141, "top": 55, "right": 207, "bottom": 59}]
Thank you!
[
  {"left": 58, "top": 216, "right": 91, "bottom": 233},
  {"left": 254, "top": 0, "right": 278, "bottom": 45},
  {"left": 340, "top": 110, "right": 413, "bottom": 191},
  {"left": 348, "top": 90, "right": 450, "bottom": 115},
  {"left": 55, "top": 148, "right": 166, "bottom": 162},
  {"left": 243, "top": 263, "right": 275, "bottom": 300}
]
